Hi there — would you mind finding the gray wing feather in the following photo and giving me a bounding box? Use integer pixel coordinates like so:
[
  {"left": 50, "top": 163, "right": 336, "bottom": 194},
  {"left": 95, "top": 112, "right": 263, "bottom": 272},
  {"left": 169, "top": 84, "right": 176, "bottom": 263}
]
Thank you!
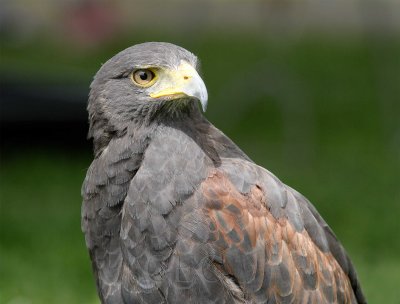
[{"left": 82, "top": 135, "right": 146, "bottom": 303}]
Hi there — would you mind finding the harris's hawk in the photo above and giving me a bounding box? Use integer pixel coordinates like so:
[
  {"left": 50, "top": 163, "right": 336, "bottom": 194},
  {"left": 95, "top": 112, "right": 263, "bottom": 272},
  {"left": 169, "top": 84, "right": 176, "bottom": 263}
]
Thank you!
[{"left": 82, "top": 42, "right": 366, "bottom": 303}]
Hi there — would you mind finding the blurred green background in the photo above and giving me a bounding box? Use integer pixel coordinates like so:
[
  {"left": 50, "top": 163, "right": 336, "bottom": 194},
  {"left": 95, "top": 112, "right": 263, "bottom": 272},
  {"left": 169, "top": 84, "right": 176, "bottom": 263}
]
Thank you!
[{"left": 1, "top": 1, "right": 400, "bottom": 303}]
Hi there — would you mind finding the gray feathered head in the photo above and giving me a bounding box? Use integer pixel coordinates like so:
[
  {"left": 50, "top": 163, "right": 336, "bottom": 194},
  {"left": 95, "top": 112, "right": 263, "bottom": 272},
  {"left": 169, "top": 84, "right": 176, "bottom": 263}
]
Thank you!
[{"left": 87, "top": 42, "right": 208, "bottom": 151}]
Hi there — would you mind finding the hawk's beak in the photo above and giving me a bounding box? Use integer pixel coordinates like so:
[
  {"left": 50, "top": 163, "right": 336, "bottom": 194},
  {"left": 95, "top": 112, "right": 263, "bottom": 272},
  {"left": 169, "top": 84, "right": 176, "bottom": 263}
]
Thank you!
[{"left": 149, "top": 60, "right": 208, "bottom": 112}]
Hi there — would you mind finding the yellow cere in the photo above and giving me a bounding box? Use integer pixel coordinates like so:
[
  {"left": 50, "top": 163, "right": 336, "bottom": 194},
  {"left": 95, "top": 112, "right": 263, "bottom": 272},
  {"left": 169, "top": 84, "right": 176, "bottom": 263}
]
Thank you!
[{"left": 149, "top": 61, "right": 198, "bottom": 98}]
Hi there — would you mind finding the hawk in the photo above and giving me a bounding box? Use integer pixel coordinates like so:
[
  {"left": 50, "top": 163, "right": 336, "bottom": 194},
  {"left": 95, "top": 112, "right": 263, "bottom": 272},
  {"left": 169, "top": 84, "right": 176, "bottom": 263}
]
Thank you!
[{"left": 82, "top": 42, "right": 366, "bottom": 303}]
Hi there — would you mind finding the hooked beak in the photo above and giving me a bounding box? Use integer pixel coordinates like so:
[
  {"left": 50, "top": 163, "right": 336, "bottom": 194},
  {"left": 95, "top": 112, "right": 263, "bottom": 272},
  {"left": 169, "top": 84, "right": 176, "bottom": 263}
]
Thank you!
[{"left": 149, "top": 60, "right": 208, "bottom": 112}]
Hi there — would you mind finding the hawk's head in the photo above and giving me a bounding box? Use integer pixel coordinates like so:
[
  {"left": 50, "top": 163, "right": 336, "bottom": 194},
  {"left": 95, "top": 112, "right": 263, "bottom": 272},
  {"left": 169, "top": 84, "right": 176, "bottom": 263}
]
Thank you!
[{"left": 88, "top": 42, "right": 208, "bottom": 144}]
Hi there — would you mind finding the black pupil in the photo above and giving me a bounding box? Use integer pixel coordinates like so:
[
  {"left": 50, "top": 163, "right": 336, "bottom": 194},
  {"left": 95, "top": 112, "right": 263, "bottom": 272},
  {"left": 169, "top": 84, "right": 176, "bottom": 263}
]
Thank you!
[{"left": 139, "top": 71, "right": 148, "bottom": 80}]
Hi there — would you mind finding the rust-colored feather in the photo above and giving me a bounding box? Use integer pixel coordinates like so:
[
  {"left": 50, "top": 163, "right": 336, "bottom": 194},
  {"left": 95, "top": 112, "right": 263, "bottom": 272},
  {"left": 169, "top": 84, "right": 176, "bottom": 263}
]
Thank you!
[{"left": 201, "top": 171, "right": 357, "bottom": 303}]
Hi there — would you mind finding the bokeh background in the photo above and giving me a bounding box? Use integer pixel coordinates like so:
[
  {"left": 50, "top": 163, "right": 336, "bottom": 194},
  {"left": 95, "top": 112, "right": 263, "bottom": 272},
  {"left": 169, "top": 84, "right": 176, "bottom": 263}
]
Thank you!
[{"left": 1, "top": 0, "right": 399, "bottom": 303}]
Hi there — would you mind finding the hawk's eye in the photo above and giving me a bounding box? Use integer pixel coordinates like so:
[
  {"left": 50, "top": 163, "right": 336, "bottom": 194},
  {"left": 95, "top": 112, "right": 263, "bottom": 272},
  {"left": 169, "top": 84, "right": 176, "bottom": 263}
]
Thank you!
[{"left": 131, "top": 69, "right": 156, "bottom": 87}]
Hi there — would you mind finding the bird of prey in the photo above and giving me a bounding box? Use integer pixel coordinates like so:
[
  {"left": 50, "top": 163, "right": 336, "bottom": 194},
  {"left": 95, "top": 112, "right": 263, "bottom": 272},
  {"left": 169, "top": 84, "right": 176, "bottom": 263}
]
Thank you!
[{"left": 82, "top": 42, "right": 366, "bottom": 304}]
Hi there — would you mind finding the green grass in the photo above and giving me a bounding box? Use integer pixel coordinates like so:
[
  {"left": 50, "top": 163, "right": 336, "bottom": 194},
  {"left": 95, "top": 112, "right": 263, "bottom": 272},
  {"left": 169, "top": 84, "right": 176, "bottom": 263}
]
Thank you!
[
  {"left": 1, "top": 36, "right": 400, "bottom": 303},
  {"left": 0, "top": 152, "right": 98, "bottom": 304}
]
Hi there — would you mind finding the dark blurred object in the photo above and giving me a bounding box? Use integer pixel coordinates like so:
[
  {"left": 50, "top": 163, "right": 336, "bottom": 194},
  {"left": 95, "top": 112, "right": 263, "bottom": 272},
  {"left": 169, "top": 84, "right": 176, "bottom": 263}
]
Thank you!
[
  {"left": 0, "top": 78, "right": 87, "bottom": 122},
  {"left": 0, "top": 77, "right": 89, "bottom": 150}
]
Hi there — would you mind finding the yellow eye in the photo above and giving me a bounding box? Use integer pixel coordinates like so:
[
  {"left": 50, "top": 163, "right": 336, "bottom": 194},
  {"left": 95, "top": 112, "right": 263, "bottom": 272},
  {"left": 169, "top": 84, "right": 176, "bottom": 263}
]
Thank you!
[{"left": 131, "top": 69, "right": 156, "bottom": 87}]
